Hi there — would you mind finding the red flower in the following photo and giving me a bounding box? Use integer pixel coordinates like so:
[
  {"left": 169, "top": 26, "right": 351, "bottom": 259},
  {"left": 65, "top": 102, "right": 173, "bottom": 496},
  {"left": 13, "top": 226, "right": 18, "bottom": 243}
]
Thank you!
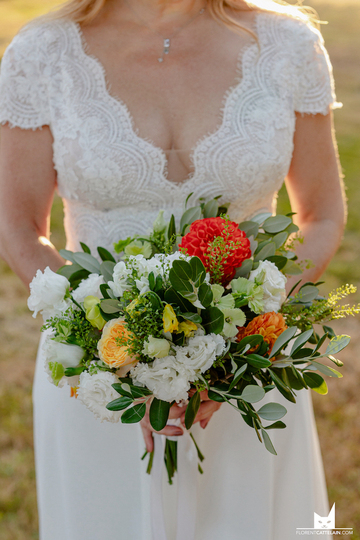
[{"left": 179, "top": 217, "right": 251, "bottom": 285}]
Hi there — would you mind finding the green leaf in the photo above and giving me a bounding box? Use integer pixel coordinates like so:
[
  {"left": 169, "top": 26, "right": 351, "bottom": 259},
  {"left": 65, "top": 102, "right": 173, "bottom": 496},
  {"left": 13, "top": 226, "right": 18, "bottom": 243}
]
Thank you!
[
  {"left": 72, "top": 252, "right": 101, "bottom": 274},
  {"left": 144, "top": 291, "right": 163, "bottom": 311},
  {"left": 100, "top": 299, "right": 122, "bottom": 314},
  {"left": 264, "top": 255, "right": 288, "bottom": 271},
  {"left": 106, "top": 396, "right": 133, "bottom": 411},
  {"left": 169, "top": 271, "right": 193, "bottom": 294},
  {"left": 240, "top": 385, "right": 266, "bottom": 403},
  {"left": 203, "top": 199, "right": 218, "bottom": 218},
  {"left": 172, "top": 260, "right": 193, "bottom": 282},
  {"left": 297, "top": 284, "right": 319, "bottom": 303},
  {"left": 198, "top": 283, "right": 213, "bottom": 308},
  {"left": 164, "top": 288, "right": 196, "bottom": 313},
  {"left": 254, "top": 242, "right": 276, "bottom": 262},
  {"left": 149, "top": 398, "right": 171, "bottom": 431},
  {"left": 185, "top": 391, "right": 201, "bottom": 429},
  {"left": 310, "top": 361, "right": 343, "bottom": 378},
  {"left": 180, "top": 206, "right": 202, "bottom": 234},
  {"left": 328, "top": 355, "right": 344, "bottom": 367},
  {"left": 180, "top": 312, "right": 202, "bottom": 324},
  {"left": 246, "top": 354, "right": 272, "bottom": 369},
  {"left": 97, "top": 247, "right": 116, "bottom": 263},
  {"left": 121, "top": 403, "right": 147, "bottom": 423},
  {"left": 189, "top": 256, "right": 206, "bottom": 286},
  {"left": 100, "top": 261, "right": 116, "bottom": 283},
  {"left": 80, "top": 242, "right": 91, "bottom": 254},
  {"left": 238, "top": 220, "right": 259, "bottom": 238},
  {"left": 283, "top": 260, "right": 302, "bottom": 275},
  {"left": 323, "top": 325, "right": 336, "bottom": 339},
  {"left": 113, "top": 237, "right": 133, "bottom": 254},
  {"left": 229, "top": 364, "right": 247, "bottom": 390},
  {"left": 236, "top": 334, "right": 264, "bottom": 352},
  {"left": 112, "top": 383, "right": 133, "bottom": 398},
  {"left": 262, "top": 215, "right": 292, "bottom": 234},
  {"left": 263, "top": 421, "right": 286, "bottom": 430},
  {"left": 325, "top": 335, "right": 351, "bottom": 356},
  {"left": 269, "top": 370, "right": 296, "bottom": 403},
  {"left": 166, "top": 214, "right": 176, "bottom": 241},
  {"left": 251, "top": 212, "right": 272, "bottom": 225},
  {"left": 59, "top": 249, "right": 76, "bottom": 263},
  {"left": 57, "top": 263, "right": 83, "bottom": 280},
  {"left": 208, "top": 389, "right": 226, "bottom": 402},
  {"left": 257, "top": 402, "right": 287, "bottom": 421},
  {"left": 201, "top": 306, "right": 224, "bottom": 334},
  {"left": 64, "top": 366, "right": 86, "bottom": 377},
  {"left": 290, "top": 329, "right": 314, "bottom": 356},
  {"left": 99, "top": 283, "right": 111, "bottom": 299},
  {"left": 68, "top": 269, "right": 91, "bottom": 288},
  {"left": 234, "top": 258, "right": 253, "bottom": 277},
  {"left": 270, "top": 326, "right": 298, "bottom": 358},
  {"left": 261, "top": 428, "right": 277, "bottom": 455},
  {"left": 303, "top": 372, "right": 328, "bottom": 395},
  {"left": 286, "top": 223, "right": 299, "bottom": 234},
  {"left": 272, "top": 231, "right": 289, "bottom": 249}
]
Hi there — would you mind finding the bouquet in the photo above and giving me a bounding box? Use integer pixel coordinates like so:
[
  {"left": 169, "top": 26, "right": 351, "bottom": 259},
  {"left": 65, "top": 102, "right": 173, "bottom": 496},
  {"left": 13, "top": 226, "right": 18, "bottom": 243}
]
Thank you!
[{"left": 28, "top": 196, "right": 359, "bottom": 482}]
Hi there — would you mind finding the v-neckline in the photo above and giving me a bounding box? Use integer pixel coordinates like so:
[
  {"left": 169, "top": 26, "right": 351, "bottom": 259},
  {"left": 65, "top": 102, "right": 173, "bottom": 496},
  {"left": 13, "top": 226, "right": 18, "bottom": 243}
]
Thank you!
[{"left": 71, "top": 13, "right": 262, "bottom": 188}]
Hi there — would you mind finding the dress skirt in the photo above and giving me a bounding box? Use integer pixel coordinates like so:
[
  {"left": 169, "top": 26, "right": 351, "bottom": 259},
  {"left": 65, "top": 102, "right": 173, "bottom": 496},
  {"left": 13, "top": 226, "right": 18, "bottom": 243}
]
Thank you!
[{"left": 33, "top": 331, "right": 331, "bottom": 540}]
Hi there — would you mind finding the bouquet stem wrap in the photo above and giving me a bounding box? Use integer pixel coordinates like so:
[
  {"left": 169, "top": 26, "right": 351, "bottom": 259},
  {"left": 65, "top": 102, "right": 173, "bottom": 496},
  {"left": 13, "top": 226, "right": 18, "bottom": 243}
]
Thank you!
[{"left": 152, "top": 421, "right": 198, "bottom": 540}]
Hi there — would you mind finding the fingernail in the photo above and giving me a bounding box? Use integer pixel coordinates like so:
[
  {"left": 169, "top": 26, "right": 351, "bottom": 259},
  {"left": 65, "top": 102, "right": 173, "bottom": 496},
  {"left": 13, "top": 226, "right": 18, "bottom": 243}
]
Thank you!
[{"left": 174, "top": 429, "right": 183, "bottom": 435}]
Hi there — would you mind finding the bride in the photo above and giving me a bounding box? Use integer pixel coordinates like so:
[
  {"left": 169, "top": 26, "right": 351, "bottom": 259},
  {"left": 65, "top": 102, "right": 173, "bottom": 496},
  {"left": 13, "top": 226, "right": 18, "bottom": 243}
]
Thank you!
[{"left": 0, "top": 0, "right": 346, "bottom": 538}]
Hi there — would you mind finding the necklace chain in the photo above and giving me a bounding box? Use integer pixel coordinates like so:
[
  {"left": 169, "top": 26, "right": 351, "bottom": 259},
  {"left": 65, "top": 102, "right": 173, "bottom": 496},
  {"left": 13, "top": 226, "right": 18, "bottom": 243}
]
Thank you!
[{"left": 124, "top": 0, "right": 206, "bottom": 62}]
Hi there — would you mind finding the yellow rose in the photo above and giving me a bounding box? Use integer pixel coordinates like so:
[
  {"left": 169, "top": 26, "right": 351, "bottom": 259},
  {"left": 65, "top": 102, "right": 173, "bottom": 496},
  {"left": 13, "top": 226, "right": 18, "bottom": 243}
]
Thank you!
[
  {"left": 98, "top": 318, "right": 137, "bottom": 369},
  {"left": 177, "top": 320, "right": 197, "bottom": 337},
  {"left": 163, "top": 304, "right": 179, "bottom": 333},
  {"left": 84, "top": 296, "right": 106, "bottom": 330}
]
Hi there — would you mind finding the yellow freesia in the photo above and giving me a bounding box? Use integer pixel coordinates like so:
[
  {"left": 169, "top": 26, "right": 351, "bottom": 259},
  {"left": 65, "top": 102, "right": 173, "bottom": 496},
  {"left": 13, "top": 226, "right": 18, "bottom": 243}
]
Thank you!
[
  {"left": 84, "top": 295, "right": 106, "bottom": 330},
  {"left": 163, "top": 304, "right": 179, "bottom": 333},
  {"left": 177, "top": 320, "right": 197, "bottom": 337}
]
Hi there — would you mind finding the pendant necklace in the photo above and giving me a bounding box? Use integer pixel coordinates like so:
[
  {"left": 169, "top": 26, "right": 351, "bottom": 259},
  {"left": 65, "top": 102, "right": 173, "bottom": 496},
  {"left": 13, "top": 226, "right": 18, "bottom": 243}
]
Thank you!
[{"left": 125, "top": 1, "right": 206, "bottom": 63}]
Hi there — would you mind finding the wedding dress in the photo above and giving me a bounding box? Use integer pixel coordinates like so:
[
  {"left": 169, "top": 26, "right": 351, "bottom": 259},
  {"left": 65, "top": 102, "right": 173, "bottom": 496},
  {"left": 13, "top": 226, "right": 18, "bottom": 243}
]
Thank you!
[{"left": 0, "top": 10, "right": 340, "bottom": 540}]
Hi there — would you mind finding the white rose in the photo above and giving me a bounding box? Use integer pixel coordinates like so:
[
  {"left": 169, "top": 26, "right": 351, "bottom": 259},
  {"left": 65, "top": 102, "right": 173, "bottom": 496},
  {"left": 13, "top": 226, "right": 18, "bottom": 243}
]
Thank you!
[
  {"left": 176, "top": 333, "right": 226, "bottom": 377},
  {"left": 249, "top": 260, "right": 287, "bottom": 313},
  {"left": 108, "top": 261, "right": 131, "bottom": 297},
  {"left": 28, "top": 267, "right": 71, "bottom": 320},
  {"left": 77, "top": 371, "right": 122, "bottom": 423},
  {"left": 143, "top": 336, "right": 171, "bottom": 359},
  {"left": 43, "top": 336, "right": 85, "bottom": 386},
  {"left": 72, "top": 273, "right": 105, "bottom": 303},
  {"left": 131, "top": 357, "right": 190, "bottom": 402}
]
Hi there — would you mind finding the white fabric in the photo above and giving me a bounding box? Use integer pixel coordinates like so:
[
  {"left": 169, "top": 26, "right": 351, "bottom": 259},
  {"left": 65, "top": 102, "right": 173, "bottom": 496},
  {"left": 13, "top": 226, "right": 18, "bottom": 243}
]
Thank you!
[{"left": 0, "top": 10, "right": 338, "bottom": 540}]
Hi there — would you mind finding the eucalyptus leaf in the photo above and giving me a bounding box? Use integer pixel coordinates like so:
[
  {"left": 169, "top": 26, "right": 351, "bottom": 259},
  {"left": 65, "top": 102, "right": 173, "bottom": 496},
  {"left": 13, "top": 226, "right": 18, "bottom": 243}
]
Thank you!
[
  {"left": 254, "top": 242, "right": 276, "bottom": 262},
  {"left": 100, "top": 299, "right": 122, "bottom": 314},
  {"left": 234, "top": 258, "right": 253, "bottom": 278},
  {"left": 257, "top": 402, "right": 287, "bottom": 421},
  {"left": 272, "top": 231, "right": 289, "bottom": 249},
  {"left": 240, "top": 385, "right": 266, "bottom": 403},
  {"left": 203, "top": 199, "right": 218, "bottom": 218},
  {"left": 262, "top": 215, "right": 292, "bottom": 234},
  {"left": 261, "top": 428, "right": 277, "bottom": 455},
  {"left": 325, "top": 335, "right": 351, "bottom": 356},
  {"left": 251, "top": 212, "right": 272, "bottom": 225},
  {"left": 296, "top": 284, "right": 319, "bottom": 303},
  {"left": 57, "top": 263, "right": 83, "bottom": 280},
  {"left": 238, "top": 220, "right": 259, "bottom": 238},
  {"left": 121, "top": 403, "right": 147, "bottom": 423},
  {"left": 72, "top": 252, "right": 101, "bottom": 274},
  {"left": 283, "top": 260, "right": 302, "bottom": 275},
  {"left": 59, "top": 249, "right": 76, "bottom": 263},
  {"left": 180, "top": 206, "right": 202, "bottom": 234},
  {"left": 264, "top": 255, "right": 288, "bottom": 271},
  {"left": 100, "top": 260, "right": 116, "bottom": 283}
]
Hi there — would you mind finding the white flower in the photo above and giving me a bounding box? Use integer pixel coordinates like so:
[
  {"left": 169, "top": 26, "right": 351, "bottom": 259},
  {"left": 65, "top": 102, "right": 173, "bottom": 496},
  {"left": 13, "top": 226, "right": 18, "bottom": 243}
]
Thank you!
[
  {"left": 108, "top": 261, "right": 131, "bottom": 297},
  {"left": 176, "top": 333, "right": 226, "bottom": 377},
  {"left": 131, "top": 357, "right": 190, "bottom": 402},
  {"left": 135, "top": 276, "right": 151, "bottom": 295},
  {"left": 77, "top": 371, "right": 122, "bottom": 423},
  {"left": 43, "top": 335, "right": 85, "bottom": 387},
  {"left": 72, "top": 273, "right": 105, "bottom": 304},
  {"left": 249, "top": 260, "right": 287, "bottom": 313},
  {"left": 28, "top": 267, "right": 71, "bottom": 321},
  {"left": 143, "top": 336, "right": 171, "bottom": 359}
]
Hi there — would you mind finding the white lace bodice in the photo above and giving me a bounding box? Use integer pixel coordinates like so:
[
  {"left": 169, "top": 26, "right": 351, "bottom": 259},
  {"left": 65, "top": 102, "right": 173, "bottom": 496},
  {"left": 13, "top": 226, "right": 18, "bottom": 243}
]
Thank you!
[{"left": 0, "top": 12, "right": 339, "bottom": 254}]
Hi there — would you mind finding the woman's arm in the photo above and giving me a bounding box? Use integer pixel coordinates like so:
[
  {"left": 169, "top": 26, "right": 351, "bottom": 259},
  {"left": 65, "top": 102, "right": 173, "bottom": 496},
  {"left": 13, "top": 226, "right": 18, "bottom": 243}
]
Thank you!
[
  {"left": 284, "top": 111, "right": 346, "bottom": 292},
  {"left": 0, "top": 124, "right": 65, "bottom": 287}
]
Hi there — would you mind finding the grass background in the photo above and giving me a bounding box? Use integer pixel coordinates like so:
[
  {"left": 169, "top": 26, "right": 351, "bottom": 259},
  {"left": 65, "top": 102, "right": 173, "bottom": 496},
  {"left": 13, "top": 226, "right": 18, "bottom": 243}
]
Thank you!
[{"left": 0, "top": 0, "right": 359, "bottom": 538}]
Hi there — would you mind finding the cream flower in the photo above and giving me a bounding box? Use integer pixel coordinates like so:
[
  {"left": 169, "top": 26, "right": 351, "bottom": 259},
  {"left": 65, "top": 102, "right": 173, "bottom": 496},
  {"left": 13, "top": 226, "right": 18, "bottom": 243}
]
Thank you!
[
  {"left": 142, "top": 336, "right": 171, "bottom": 359},
  {"left": 249, "top": 260, "right": 287, "bottom": 313}
]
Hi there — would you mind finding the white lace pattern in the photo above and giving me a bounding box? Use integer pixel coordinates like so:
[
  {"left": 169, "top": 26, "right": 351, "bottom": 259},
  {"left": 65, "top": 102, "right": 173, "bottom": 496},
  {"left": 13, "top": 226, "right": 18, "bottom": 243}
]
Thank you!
[{"left": 0, "top": 12, "right": 340, "bottom": 254}]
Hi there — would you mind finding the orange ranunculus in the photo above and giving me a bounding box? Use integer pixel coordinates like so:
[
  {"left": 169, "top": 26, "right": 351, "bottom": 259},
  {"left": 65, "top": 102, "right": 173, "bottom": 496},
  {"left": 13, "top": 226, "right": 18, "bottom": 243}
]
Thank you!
[
  {"left": 98, "top": 318, "right": 137, "bottom": 369},
  {"left": 236, "top": 312, "right": 287, "bottom": 356}
]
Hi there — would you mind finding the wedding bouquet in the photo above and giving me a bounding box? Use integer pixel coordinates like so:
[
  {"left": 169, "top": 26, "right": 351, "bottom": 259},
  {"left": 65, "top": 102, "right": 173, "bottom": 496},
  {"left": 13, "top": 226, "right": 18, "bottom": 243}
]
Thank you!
[{"left": 28, "top": 196, "right": 359, "bottom": 482}]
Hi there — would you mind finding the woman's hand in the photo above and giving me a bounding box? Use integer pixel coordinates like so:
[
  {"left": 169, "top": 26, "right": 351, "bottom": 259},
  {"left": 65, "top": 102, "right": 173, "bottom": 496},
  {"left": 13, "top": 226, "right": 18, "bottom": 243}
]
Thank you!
[{"left": 140, "top": 400, "right": 187, "bottom": 453}]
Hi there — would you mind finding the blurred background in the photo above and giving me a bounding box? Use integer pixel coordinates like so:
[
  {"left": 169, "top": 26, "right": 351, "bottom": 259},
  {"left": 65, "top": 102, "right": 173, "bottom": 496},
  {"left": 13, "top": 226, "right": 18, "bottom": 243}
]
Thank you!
[{"left": 0, "top": 0, "right": 359, "bottom": 538}]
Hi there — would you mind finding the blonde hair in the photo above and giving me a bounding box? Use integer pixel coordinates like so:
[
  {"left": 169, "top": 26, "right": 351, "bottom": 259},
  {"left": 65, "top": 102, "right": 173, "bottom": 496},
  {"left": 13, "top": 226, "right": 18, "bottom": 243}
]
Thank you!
[{"left": 43, "top": 0, "right": 319, "bottom": 34}]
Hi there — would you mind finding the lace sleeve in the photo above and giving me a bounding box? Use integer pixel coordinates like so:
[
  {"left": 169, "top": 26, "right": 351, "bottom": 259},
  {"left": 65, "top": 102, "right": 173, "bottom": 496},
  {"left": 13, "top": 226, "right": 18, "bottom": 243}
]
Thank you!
[
  {"left": 0, "top": 25, "right": 50, "bottom": 129},
  {"left": 293, "top": 23, "right": 341, "bottom": 115}
]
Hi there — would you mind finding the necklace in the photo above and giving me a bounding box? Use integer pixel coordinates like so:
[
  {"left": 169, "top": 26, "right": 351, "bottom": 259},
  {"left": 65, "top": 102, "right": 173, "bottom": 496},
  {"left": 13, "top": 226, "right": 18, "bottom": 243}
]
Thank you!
[{"left": 125, "top": 0, "right": 206, "bottom": 62}]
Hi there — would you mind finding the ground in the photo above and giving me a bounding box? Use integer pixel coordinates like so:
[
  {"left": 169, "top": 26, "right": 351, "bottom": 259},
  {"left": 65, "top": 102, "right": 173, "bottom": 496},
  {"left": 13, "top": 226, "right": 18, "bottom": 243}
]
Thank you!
[{"left": 0, "top": 0, "right": 359, "bottom": 538}]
